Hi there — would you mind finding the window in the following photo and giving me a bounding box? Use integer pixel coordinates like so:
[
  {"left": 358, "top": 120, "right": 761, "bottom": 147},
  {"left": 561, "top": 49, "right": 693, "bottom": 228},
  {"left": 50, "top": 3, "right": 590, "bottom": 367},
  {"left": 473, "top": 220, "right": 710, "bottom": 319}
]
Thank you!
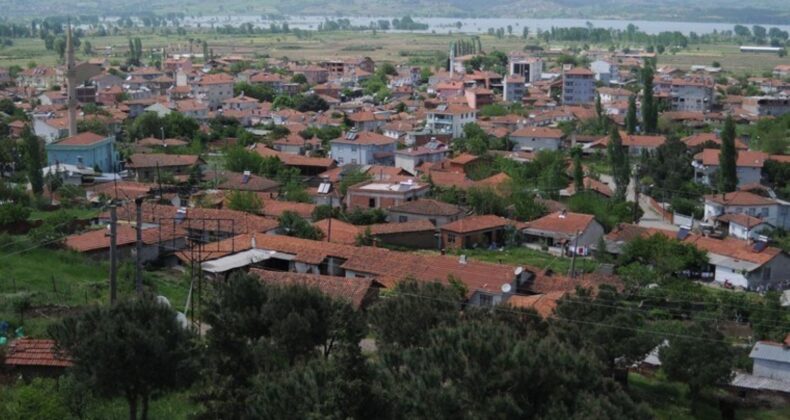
[
  {"left": 398, "top": 216, "right": 407, "bottom": 223},
  {"left": 447, "top": 233, "right": 456, "bottom": 244},
  {"left": 368, "top": 198, "right": 376, "bottom": 208},
  {"left": 351, "top": 146, "right": 357, "bottom": 152},
  {"left": 478, "top": 294, "right": 493, "bottom": 307},
  {"left": 761, "top": 207, "right": 769, "bottom": 217},
  {"left": 763, "top": 266, "right": 772, "bottom": 280},
  {"left": 748, "top": 208, "right": 756, "bottom": 216}
]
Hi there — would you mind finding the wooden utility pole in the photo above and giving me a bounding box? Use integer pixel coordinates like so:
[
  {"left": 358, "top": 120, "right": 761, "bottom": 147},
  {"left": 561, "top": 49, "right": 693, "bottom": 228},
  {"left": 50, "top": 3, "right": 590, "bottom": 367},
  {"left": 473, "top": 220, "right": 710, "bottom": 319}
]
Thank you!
[
  {"left": 135, "top": 196, "right": 144, "bottom": 295},
  {"left": 568, "top": 230, "right": 581, "bottom": 279},
  {"left": 109, "top": 204, "right": 118, "bottom": 304}
]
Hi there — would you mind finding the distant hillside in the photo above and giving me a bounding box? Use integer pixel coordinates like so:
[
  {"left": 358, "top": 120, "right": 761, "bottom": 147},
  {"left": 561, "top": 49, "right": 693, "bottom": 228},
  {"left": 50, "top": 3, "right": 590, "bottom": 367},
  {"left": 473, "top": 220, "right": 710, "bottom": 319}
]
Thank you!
[{"left": 3, "top": 0, "right": 790, "bottom": 24}]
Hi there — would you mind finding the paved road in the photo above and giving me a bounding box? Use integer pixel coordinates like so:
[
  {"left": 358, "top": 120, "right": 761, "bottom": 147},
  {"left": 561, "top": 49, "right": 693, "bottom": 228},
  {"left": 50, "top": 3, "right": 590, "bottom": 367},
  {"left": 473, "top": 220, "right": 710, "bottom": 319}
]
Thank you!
[{"left": 600, "top": 173, "right": 679, "bottom": 232}]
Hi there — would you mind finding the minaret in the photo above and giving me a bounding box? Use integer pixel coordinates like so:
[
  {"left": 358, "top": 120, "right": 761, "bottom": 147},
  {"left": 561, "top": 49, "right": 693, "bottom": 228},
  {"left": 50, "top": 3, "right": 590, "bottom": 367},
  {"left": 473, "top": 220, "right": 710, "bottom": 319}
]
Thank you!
[{"left": 66, "top": 20, "right": 77, "bottom": 137}]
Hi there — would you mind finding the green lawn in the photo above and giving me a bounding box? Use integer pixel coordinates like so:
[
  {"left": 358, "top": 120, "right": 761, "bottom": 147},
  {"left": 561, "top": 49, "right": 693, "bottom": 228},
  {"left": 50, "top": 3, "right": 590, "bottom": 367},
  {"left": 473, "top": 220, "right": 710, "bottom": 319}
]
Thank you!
[
  {"left": 29, "top": 208, "right": 100, "bottom": 222},
  {"left": 0, "top": 238, "right": 190, "bottom": 337},
  {"left": 629, "top": 372, "right": 790, "bottom": 420},
  {"left": 457, "top": 246, "right": 600, "bottom": 274}
]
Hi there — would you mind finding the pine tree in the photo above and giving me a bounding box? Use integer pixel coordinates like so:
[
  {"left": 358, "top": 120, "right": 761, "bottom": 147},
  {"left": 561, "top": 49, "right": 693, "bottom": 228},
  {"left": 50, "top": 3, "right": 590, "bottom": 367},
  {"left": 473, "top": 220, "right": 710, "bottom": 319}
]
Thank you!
[
  {"left": 608, "top": 127, "right": 630, "bottom": 201},
  {"left": 719, "top": 115, "right": 739, "bottom": 192},
  {"left": 626, "top": 95, "right": 637, "bottom": 134}
]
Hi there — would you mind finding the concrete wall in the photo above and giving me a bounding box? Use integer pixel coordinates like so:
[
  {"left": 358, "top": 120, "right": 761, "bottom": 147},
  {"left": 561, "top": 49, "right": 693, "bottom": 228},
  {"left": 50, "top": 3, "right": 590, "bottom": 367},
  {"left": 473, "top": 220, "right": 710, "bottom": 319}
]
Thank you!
[{"left": 754, "top": 359, "right": 790, "bottom": 382}]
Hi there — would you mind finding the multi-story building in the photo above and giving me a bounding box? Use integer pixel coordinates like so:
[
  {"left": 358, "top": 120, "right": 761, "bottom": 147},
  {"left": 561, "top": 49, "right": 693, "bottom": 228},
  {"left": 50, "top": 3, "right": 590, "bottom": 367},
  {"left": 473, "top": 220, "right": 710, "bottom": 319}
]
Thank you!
[
  {"left": 192, "top": 73, "right": 234, "bottom": 110},
  {"left": 561, "top": 67, "right": 595, "bottom": 105},
  {"left": 704, "top": 191, "right": 790, "bottom": 230},
  {"left": 654, "top": 76, "right": 714, "bottom": 112},
  {"left": 330, "top": 130, "right": 397, "bottom": 166},
  {"left": 742, "top": 96, "right": 790, "bottom": 117},
  {"left": 590, "top": 60, "right": 619, "bottom": 85},
  {"left": 508, "top": 55, "right": 543, "bottom": 83},
  {"left": 394, "top": 139, "right": 451, "bottom": 175},
  {"left": 425, "top": 104, "right": 477, "bottom": 138},
  {"left": 509, "top": 127, "right": 565, "bottom": 151},
  {"left": 503, "top": 75, "right": 525, "bottom": 103}
]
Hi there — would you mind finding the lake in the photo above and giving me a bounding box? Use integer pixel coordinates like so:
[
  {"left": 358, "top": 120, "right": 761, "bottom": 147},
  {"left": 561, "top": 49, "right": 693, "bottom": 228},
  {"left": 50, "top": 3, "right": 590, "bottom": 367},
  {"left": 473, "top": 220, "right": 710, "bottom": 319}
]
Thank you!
[{"left": 167, "top": 15, "right": 790, "bottom": 36}]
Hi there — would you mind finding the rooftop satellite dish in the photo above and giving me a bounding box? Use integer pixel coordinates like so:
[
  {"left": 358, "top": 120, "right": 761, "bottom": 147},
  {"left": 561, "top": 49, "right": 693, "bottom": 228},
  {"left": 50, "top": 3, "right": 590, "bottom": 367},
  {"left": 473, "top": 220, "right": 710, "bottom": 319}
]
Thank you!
[
  {"left": 514, "top": 266, "right": 524, "bottom": 276},
  {"left": 501, "top": 283, "right": 512, "bottom": 294}
]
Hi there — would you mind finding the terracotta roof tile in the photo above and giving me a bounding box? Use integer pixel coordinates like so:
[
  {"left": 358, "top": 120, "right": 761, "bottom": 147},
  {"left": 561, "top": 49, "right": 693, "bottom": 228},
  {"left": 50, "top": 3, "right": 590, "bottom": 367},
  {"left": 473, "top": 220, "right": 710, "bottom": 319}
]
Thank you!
[
  {"left": 523, "top": 211, "right": 595, "bottom": 236},
  {"left": 127, "top": 153, "right": 201, "bottom": 169},
  {"left": 4, "top": 338, "right": 73, "bottom": 368},
  {"left": 441, "top": 215, "right": 513, "bottom": 234},
  {"left": 387, "top": 199, "right": 464, "bottom": 217},
  {"left": 54, "top": 132, "right": 107, "bottom": 146},
  {"left": 251, "top": 268, "right": 378, "bottom": 309}
]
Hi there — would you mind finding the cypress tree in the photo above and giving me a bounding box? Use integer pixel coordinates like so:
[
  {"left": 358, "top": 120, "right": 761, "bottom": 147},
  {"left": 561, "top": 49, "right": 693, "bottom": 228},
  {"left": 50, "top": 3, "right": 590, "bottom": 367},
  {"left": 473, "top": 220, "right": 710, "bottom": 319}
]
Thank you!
[
  {"left": 23, "top": 128, "right": 44, "bottom": 195},
  {"left": 626, "top": 95, "right": 637, "bottom": 134},
  {"left": 608, "top": 127, "right": 630, "bottom": 201},
  {"left": 641, "top": 66, "right": 657, "bottom": 133},
  {"left": 719, "top": 115, "right": 738, "bottom": 193}
]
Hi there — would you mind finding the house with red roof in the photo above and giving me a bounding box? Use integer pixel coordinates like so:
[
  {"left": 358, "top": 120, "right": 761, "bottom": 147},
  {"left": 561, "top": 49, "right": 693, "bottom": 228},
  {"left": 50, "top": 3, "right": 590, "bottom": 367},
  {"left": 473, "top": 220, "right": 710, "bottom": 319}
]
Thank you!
[
  {"left": 440, "top": 215, "right": 518, "bottom": 250},
  {"left": 346, "top": 179, "right": 430, "bottom": 210},
  {"left": 387, "top": 199, "right": 465, "bottom": 227},
  {"left": 45, "top": 132, "right": 118, "bottom": 173},
  {"left": 704, "top": 191, "right": 790, "bottom": 230},
  {"left": 522, "top": 211, "right": 605, "bottom": 256},
  {"left": 126, "top": 153, "right": 202, "bottom": 182},
  {"left": 509, "top": 126, "right": 565, "bottom": 151},
  {"left": 693, "top": 149, "right": 768, "bottom": 187},
  {"left": 330, "top": 129, "right": 397, "bottom": 166},
  {"left": 3, "top": 338, "right": 73, "bottom": 378},
  {"left": 192, "top": 73, "right": 234, "bottom": 109},
  {"left": 252, "top": 269, "right": 381, "bottom": 310}
]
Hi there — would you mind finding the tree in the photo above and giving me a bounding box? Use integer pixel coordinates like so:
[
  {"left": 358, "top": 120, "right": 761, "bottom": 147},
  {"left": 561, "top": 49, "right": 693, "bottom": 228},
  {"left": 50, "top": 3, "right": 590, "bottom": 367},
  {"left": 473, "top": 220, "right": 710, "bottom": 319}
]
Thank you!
[
  {"left": 719, "top": 115, "right": 738, "bottom": 193},
  {"left": 607, "top": 127, "right": 630, "bottom": 201},
  {"left": 659, "top": 322, "right": 734, "bottom": 412},
  {"left": 338, "top": 168, "right": 372, "bottom": 195},
  {"left": 226, "top": 190, "right": 262, "bottom": 213},
  {"left": 641, "top": 66, "right": 657, "bottom": 133},
  {"left": 368, "top": 279, "right": 463, "bottom": 350},
  {"left": 571, "top": 146, "right": 584, "bottom": 192},
  {"left": 619, "top": 234, "right": 709, "bottom": 281},
  {"left": 467, "top": 186, "right": 507, "bottom": 216},
  {"left": 388, "top": 318, "right": 650, "bottom": 418},
  {"left": 23, "top": 129, "right": 44, "bottom": 195},
  {"left": 279, "top": 210, "right": 323, "bottom": 240},
  {"left": 554, "top": 286, "right": 658, "bottom": 383},
  {"left": 626, "top": 95, "right": 637, "bottom": 134},
  {"left": 196, "top": 273, "right": 366, "bottom": 418},
  {"left": 49, "top": 298, "right": 198, "bottom": 420},
  {"left": 82, "top": 40, "right": 92, "bottom": 55},
  {"left": 595, "top": 93, "right": 607, "bottom": 132}
]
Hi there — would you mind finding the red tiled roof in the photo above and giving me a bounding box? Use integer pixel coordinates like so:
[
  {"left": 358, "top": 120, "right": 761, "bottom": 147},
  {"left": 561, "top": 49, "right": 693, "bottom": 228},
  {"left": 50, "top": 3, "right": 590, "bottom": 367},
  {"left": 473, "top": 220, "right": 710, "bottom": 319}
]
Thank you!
[
  {"left": 250, "top": 268, "right": 378, "bottom": 309},
  {"left": 450, "top": 153, "right": 480, "bottom": 165},
  {"left": 331, "top": 131, "right": 395, "bottom": 146},
  {"left": 716, "top": 213, "right": 768, "bottom": 228},
  {"left": 506, "top": 291, "right": 565, "bottom": 318},
  {"left": 523, "top": 211, "right": 595, "bottom": 235},
  {"left": 704, "top": 191, "right": 776, "bottom": 206},
  {"left": 441, "top": 215, "right": 513, "bottom": 234},
  {"left": 368, "top": 219, "right": 436, "bottom": 235},
  {"left": 55, "top": 132, "right": 107, "bottom": 146},
  {"left": 64, "top": 223, "right": 186, "bottom": 252},
  {"left": 215, "top": 171, "right": 280, "bottom": 192},
  {"left": 696, "top": 149, "right": 768, "bottom": 168},
  {"left": 181, "top": 233, "right": 530, "bottom": 297},
  {"left": 198, "top": 73, "right": 234, "bottom": 85},
  {"left": 510, "top": 126, "right": 564, "bottom": 139},
  {"left": 127, "top": 153, "right": 201, "bottom": 169},
  {"left": 314, "top": 218, "right": 360, "bottom": 245},
  {"left": 564, "top": 67, "right": 594, "bottom": 76},
  {"left": 387, "top": 199, "right": 464, "bottom": 217},
  {"left": 4, "top": 338, "right": 73, "bottom": 368},
  {"left": 259, "top": 199, "right": 316, "bottom": 219}
]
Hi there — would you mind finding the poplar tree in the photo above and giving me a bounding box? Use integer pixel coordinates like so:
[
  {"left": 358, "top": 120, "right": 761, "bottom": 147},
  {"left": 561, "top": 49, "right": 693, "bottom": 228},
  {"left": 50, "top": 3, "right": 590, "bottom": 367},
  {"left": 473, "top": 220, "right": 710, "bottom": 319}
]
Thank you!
[
  {"left": 608, "top": 127, "right": 630, "bottom": 201},
  {"left": 719, "top": 115, "right": 739, "bottom": 192},
  {"left": 626, "top": 95, "right": 637, "bottom": 134}
]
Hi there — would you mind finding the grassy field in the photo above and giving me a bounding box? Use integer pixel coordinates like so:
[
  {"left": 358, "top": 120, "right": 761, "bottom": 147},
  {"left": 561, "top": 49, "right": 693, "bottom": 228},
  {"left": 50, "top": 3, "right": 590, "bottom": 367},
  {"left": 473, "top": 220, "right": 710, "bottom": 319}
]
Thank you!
[
  {"left": 1, "top": 30, "right": 782, "bottom": 75},
  {"left": 456, "top": 245, "right": 600, "bottom": 274},
  {"left": 0, "top": 236, "right": 190, "bottom": 337}
]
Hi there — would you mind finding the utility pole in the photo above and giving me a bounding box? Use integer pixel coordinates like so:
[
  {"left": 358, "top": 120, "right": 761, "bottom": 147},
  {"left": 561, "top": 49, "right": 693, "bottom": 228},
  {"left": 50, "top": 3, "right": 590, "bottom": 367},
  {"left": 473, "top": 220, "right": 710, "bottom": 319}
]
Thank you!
[
  {"left": 568, "top": 230, "right": 581, "bottom": 279},
  {"left": 135, "top": 196, "right": 144, "bottom": 295},
  {"left": 109, "top": 204, "right": 118, "bottom": 304},
  {"left": 327, "top": 196, "right": 332, "bottom": 243},
  {"left": 633, "top": 164, "right": 640, "bottom": 222}
]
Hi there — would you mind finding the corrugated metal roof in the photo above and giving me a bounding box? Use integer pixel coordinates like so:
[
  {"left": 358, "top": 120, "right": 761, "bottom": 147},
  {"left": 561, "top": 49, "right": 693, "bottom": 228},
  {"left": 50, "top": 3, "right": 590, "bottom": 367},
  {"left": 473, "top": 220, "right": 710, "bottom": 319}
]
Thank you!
[{"left": 750, "top": 341, "right": 790, "bottom": 363}]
